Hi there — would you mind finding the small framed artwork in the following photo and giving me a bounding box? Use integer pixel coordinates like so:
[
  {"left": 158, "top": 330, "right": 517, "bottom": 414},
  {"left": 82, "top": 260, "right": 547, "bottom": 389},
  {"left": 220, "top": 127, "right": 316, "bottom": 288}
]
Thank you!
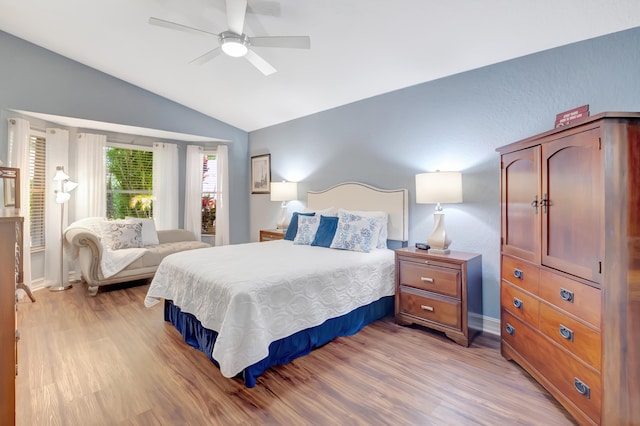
[{"left": 251, "top": 154, "right": 271, "bottom": 194}]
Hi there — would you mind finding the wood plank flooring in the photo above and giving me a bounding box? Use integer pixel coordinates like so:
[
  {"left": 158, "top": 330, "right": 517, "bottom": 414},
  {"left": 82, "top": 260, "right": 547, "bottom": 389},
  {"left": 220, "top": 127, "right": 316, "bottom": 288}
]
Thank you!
[{"left": 16, "top": 282, "right": 577, "bottom": 425}]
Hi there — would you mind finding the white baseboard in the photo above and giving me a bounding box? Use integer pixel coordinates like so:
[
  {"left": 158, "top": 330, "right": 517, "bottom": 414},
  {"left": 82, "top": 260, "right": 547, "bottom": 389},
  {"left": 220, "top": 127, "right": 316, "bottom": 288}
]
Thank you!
[{"left": 470, "top": 313, "right": 501, "bottom": 336}]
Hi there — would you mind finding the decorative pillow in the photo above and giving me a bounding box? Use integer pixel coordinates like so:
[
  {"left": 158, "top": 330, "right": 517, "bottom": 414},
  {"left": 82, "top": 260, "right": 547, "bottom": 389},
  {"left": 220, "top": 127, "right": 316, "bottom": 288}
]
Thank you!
[
  {"left": 311, "top": 215, "right": 339, "bottom": 248},
  {"left": 125, "top": 217, "right": 159, "bottom": 246},
  {"left": 330, "top": 211, "right": 382, "bottom": 253},
  {"left": 293, "top": 215, "right": 321, "bottom": 245},
  {"left": 338, "top": 209, "right": 388, "bottom": 248},
  {"left": 303, "top": 206, "right": 338, "bottom": 217},
  {"left": 100, "top": 221, "right": 143, "bottom": 250},
  {"left": 284, "top": 212, "right": 315, "bottom": 241}
]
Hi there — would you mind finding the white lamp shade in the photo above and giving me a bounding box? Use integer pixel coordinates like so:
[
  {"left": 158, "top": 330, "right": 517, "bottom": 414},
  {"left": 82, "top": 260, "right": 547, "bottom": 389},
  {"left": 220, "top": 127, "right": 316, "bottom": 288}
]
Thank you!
[
  {"left": 53, "top": 167, "right": 69, "bottom": 182},
  {"left": 270, "top": 181, "right": 298, "bottom": 202},
  {"left": 415, "top": 171, "right": 463, "bottom": 204},
  {"left": 63, "top": 180, "right": 78, "bottom": 193}
]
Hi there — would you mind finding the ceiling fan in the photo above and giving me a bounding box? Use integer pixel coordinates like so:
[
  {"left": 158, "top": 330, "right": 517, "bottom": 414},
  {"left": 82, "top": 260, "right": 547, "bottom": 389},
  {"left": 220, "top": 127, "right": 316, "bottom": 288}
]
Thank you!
[{"left": 149, "top": 0, "right": 310, "bottom": 75}]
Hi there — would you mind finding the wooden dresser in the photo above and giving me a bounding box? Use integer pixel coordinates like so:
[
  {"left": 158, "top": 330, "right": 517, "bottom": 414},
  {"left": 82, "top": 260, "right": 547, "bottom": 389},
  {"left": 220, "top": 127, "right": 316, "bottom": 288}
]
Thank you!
[
  {"left": 497, "top": 112, "right": 640, "bottom": 425},
  {"left": 0, "top": 212, "right": 22, "bottom": 425},
  {"left": 395, "top": 248, "right": 482, "bottom": 347}
]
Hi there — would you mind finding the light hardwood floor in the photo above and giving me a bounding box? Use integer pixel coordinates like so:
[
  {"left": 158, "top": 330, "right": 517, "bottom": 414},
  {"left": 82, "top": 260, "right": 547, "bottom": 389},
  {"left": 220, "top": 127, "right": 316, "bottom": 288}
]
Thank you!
[{"left": 16, "top": 282, "right": 576, "bottom": 425}]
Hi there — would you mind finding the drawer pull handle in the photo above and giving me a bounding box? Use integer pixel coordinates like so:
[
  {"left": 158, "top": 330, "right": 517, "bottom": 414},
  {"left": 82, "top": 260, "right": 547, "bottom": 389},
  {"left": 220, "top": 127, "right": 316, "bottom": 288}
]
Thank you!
[
  {"left": 513, "top": 269, "right": 524, "bottom": 280},
  {"left": 559, "top": 288, "right": 574, "bottom": 303},
  {"left": 513, "top": 297, "right": 523, "bottom": 309},
  {"left": 559, "top": 325, "right": 574, "bottom": 342},
  {"left": 420, "top": 305, "right": 434, "bottom": 312},
  {"left": 420, "top": 277, "right": 434, "bottom": 283},
  {"left": 574, "top": 378, "right": 590, "bottom": 399},
  {"left": 505, "top": 323, "right": 515, "bottom": 336}
]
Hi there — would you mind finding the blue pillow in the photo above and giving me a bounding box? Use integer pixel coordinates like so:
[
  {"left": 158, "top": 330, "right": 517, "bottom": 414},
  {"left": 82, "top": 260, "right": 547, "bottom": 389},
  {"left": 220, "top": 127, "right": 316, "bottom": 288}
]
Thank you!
[
  {"left": 311, "top": 215, "right": 339, "bottom": 247},
  {"left": 284, "top": 212, "right": 315, "bottom": 241}
]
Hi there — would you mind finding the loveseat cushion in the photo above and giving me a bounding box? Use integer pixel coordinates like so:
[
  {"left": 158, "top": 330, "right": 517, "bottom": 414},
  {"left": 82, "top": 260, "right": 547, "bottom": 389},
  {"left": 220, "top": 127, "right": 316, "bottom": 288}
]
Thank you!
[{"left": 122, "top": 240, "right": 210, "bottom": 271}]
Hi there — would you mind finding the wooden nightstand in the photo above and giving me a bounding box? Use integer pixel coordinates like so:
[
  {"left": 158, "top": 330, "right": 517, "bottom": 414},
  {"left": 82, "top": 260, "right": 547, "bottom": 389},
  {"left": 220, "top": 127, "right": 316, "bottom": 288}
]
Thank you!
[
  {"left": 395, "top": 247, "right": 483, "bottom": 346},
  {"left": 259, "top": 229, "right": 286, "bottom": 242}
]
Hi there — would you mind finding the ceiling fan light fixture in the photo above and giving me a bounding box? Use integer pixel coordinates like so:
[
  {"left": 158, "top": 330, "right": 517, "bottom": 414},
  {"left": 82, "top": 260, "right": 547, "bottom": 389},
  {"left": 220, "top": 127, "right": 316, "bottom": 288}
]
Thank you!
[{"left": 219, "top": 31, "right": 249, "bottom": 57}]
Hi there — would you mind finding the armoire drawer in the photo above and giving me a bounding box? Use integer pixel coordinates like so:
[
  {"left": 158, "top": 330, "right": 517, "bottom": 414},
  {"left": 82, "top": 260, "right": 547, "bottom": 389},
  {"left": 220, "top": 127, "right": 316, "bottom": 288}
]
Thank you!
[
  {"left": 502, "top": 310, "right": 601, "bottom": 424},
  {"left": 501, "top": 281, "right": 539, "bottom": 328},
  {"left": 538, "top": 303, "right": 601, "bottom": 371},
  {"left": 398, "top": 287, "right": 461, "bottom": 329},
  {"left": 539, "top": 270, "right": 601, "bottom": 329},
  {"left": 502, "top": 256, "right": 540, "bottom": 295},
  {"left": 398, "top": 260, "right": 460, "bottom": 298}
]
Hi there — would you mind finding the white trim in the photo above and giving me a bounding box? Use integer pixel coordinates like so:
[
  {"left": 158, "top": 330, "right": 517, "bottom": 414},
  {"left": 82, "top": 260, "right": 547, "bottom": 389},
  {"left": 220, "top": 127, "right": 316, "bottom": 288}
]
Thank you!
[
  {"left": 107, "top": 141, "right": 153, "bottom": 151},
  {"left": 482, "top": 315, "right": 501, "bottom": 336}
]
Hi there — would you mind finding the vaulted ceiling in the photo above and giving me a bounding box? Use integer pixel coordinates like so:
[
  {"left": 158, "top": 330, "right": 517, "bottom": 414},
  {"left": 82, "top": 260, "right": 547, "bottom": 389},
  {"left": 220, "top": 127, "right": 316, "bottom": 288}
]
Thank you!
[{"left": 2, "top": 0, "right": 639, "bottom": 131}]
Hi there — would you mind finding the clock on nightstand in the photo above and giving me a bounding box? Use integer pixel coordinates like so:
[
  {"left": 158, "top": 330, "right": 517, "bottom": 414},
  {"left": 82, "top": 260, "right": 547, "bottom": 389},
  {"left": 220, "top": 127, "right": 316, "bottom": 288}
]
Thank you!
[
  {"left": 259, "top": 229, "right": 286, "bottom": 242},
  {"left": 395, "top": 247, "right": 483, "bottom": 346}
]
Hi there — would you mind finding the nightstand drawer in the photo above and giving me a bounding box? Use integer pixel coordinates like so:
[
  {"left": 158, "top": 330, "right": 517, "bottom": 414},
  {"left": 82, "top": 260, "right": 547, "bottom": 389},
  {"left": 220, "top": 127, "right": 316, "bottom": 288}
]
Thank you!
[
  {"left": 398, "top": 260, "right": 460, "bottom": 298},
  {"left": 398, "top": 287, "right": 461, "bottom": 329},
  {"left": 260, "top": 229, "right": 285, "bottom": 242}
]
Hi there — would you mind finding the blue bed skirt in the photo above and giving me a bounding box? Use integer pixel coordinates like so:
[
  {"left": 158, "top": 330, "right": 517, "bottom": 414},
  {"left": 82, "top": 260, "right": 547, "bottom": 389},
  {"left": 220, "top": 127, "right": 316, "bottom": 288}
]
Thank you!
[{"left": 164, "top": 295, "right": 394, "bottom": 387}]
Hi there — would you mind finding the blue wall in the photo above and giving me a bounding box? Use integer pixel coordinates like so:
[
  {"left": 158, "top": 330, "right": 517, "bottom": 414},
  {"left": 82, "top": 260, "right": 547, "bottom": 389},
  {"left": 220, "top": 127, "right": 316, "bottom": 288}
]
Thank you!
[
  {"left": 249, "top": 26, "right": 640, "bottom": 320},
  {"left": 0, "top": 31, "right": 251, "bottom": 242}
]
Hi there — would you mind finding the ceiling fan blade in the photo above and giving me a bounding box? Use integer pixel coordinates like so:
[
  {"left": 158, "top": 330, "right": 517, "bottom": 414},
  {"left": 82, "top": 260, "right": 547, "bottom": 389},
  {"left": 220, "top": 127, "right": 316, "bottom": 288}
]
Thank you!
[
  {"left": 226, "top": 0, "right": 247, "bottom": 35},
  {"left": 189, "top": 47, "right": 222, "bottom": 65},
  {"left": 247, "top": 1, "right": 281, "bottom": 17},
  {"left": 149, "top": 17, "right": 218, "bottom": 37},
  {"left": 244, "top": 49, "right": 276, "bottom": 75},
  {"left": 250, "top": 36, "right": 310, "bottom": 49}
]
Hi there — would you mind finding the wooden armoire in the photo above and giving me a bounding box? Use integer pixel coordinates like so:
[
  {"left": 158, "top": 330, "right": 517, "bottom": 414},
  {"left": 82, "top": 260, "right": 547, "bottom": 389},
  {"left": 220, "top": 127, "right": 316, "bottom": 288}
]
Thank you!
[{"left": 497, "top": 112, "right": 640, "bottom": 425}]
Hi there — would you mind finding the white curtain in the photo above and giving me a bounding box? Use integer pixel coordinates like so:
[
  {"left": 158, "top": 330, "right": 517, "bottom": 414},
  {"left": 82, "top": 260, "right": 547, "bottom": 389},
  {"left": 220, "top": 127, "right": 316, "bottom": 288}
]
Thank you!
[
  {"left": 215, "top": 144, "right": 229, "bottom": 246},
  {"left": 184, "top": 145, "right": 204, "bottom": 239},
  {"left": 7, "top": 118, "right": 32, "bottom": 289},
  {"left": 75, "top": 133, "right": 106, "bottom": 219},
  {"left": 152, "top": 142, "right": 179, "bottom": 229},
  {"left": 44, "top": 128, "right": 70, "bottom": 288}
]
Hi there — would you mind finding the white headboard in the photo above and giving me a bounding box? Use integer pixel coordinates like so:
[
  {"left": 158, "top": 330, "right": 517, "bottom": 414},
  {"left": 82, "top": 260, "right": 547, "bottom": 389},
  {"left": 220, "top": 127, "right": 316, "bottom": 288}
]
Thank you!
[{"left": 307, "top": 182, "right": 409, "bottom": 241}]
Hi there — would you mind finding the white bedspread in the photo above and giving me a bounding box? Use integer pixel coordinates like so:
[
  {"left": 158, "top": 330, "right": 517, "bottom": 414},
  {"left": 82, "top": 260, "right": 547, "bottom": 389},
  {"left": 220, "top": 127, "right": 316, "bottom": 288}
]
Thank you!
[{"left": 144, "top": 240, "right": 394, "bottom": 378}]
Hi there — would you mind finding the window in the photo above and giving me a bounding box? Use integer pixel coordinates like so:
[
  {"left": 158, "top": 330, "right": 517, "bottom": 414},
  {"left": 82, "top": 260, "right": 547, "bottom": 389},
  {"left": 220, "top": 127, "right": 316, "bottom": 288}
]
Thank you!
[
  {"left": 29, "top": 133, "right": 46, "bottom": 250},
  {"left": 105, "top": 145, "right": 153, "bottom": 219},
  {"left": 201, "top": 153, "right": 217, "bottom": 234}
]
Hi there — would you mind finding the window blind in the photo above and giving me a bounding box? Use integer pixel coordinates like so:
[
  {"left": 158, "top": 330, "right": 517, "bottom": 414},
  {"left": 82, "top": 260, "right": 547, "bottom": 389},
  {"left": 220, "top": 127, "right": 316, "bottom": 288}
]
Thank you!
[{"left": 29, "top": 135, "right": 46, "bottom": 250}]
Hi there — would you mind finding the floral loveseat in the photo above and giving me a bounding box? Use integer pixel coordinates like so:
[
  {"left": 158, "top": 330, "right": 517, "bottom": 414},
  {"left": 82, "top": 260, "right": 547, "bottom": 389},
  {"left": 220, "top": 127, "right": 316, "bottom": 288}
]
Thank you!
[{"left": 64, "top": 217, "right": 210, "bottom": 296}]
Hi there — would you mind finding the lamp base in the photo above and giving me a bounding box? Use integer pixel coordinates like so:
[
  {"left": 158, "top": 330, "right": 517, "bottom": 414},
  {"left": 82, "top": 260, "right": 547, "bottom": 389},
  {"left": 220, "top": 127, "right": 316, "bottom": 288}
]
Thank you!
[
  {"left": 427, "top": 247, "right": 450, "bottom": 255},
  {"left": 49, "top": 283, "right": 72, "bottom": 292},
  {"left": 427, "top": 211, "right": 453, "bottom": 254}
]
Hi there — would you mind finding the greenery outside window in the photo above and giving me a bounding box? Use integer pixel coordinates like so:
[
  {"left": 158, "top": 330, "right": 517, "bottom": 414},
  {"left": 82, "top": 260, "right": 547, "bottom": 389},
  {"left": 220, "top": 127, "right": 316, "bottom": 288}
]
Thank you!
[
  {"left": 202, "top": 153, "right": 217, "bottom": 234},
  {"left": 106, "top": 145, "right": 153, "bottom": 219}
]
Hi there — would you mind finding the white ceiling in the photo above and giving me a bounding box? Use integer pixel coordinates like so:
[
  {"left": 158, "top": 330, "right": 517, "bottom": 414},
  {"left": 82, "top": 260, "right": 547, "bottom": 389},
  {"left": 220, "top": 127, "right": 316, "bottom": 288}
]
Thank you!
[{"left": 2, "top": 0, "right": 640, "bottom": 132}]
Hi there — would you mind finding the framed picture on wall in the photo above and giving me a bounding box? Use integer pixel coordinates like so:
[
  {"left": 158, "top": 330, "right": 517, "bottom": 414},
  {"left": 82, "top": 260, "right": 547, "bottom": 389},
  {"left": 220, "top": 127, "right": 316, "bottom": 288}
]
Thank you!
[{"left": 251, "top": 154, "right": 271, "bottom": 194}]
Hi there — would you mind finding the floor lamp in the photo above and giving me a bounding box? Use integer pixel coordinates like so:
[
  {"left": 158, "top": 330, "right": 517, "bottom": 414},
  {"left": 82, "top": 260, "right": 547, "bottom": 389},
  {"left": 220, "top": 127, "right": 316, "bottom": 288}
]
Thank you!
[{"left": 50, "top": 166, "right": 77, "bottom": 291}]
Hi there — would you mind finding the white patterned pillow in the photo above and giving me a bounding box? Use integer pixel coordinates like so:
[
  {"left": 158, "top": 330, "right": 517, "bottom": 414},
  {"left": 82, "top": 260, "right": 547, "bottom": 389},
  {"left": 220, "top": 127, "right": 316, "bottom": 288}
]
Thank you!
[
  {"left": 125, "top": 217, "right": 159, "bottom": 246},
  {"left": 330, "top": 211, "right": 382, "bottom": 253},
  {"left": 338, "top": 209, "right": 388, "bottom": 248},
  {"left": 293, "top": 215, "right": 321, "bottom": 245},
  {"left": 100, "top": 221, "right": 143, "bottom": 250}
]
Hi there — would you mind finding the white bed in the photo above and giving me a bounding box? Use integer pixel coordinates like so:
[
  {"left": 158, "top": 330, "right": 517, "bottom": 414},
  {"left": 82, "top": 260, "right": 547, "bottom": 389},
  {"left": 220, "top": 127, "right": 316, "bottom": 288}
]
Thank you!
[{"left": 145, "top": 182, "right": 408, "bottom": 387}]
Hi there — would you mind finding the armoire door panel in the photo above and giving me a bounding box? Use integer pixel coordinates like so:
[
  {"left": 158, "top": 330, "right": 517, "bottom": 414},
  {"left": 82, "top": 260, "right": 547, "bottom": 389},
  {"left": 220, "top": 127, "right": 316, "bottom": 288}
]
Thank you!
[
  {"left": 541, "top": 129, "right": 603, "bottom": 284},
  {"left": 501, "top": 147, "right": 541, "bottom": 263}
]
